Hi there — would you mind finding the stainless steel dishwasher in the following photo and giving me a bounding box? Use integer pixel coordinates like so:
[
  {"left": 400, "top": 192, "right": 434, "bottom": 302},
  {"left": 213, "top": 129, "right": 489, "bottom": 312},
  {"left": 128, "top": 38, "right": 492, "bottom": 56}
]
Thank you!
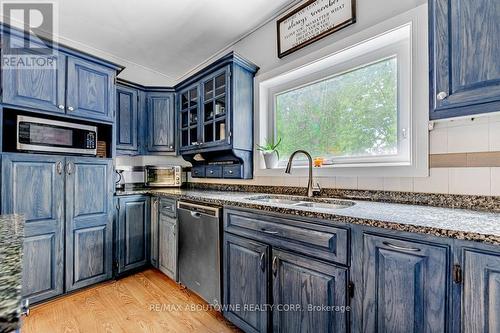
[{"left": 177, "top": 201, "right": 221, "bottom": 305}]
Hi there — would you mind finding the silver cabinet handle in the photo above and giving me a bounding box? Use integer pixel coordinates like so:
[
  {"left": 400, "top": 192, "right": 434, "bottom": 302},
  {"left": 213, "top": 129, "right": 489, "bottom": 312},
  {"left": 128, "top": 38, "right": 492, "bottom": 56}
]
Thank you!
[
  {"left": 272, "top": 256, "right": 278, "bottom": 276},
  {"left": 66, "top": 162, "right": 74, "bottom": 175},
  {"left": 382, "top": 241, "right": 421, "bottom": 252},
  {"left": 262, "top": 229, "right": 279, "bottom": 235},
  {"left": 436, "top": 91, "right": 448, "bottom": 101},
  {"left": 67, "top": 106, "right": 74, "bottom": 111},
  {"left": 260, "top": 252, "right": 266, "bottom": 271},
  {"left": 56, "top": 161, "right": 63, "bottom": 175},
  {"left": 58, "top": 104, "right": 65, "bottom": 110}
]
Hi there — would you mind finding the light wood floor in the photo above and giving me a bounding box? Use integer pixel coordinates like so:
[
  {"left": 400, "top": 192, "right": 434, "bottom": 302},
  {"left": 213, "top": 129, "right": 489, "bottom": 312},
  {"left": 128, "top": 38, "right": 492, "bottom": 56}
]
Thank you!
[{"left": 22, "top": 269, "right": 240, "bottom": 333}]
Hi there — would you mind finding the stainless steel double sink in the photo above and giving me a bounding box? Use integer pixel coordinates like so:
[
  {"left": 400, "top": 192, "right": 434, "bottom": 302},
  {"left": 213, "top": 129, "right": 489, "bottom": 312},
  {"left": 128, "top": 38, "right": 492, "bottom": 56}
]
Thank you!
[{"left": 245, "top": 195, "right": 355, "bottom": 210}]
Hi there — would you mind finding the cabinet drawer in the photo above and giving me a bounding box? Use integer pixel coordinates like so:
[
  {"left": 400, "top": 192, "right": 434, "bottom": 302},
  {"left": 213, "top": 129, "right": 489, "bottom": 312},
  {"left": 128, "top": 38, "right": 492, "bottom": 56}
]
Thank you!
[
  {"left": 223, "top": 165, "right": 242, "bottom": 178},
  {"left": 160, "top": 198, "right": 176, "bottom": 218},
  {"left": 206, "top": 165, "right": 222, "bottom": 178},
  {"left": 224, "top": 208, "right": 349, "bottom": 265},
  {"left": 191, "top": 166, "right": 205, "bottom": 178}
]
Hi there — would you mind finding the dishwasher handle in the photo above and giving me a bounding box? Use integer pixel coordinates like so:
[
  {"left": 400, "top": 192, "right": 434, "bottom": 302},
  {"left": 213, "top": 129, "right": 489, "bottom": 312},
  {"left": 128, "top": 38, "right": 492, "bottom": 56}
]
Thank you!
[{"left": 177, "top": 201, "right": 220, "bottom": 218}]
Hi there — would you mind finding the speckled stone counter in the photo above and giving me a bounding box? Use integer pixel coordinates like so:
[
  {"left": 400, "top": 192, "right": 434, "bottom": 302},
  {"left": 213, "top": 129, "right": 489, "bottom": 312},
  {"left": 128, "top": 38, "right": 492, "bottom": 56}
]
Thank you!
[
  {"left": 116, "top": 188, "right": 500, "bottom": 245},
  {"left": 0, "top": 214, "right": 24, "bottom": 333}
]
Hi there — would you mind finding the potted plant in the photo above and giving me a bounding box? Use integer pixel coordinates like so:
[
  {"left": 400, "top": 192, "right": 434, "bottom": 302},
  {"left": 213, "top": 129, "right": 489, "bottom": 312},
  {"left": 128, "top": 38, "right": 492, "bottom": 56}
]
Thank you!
[{"left": 257, "top": 138, "right": 282, "bottom": 169}]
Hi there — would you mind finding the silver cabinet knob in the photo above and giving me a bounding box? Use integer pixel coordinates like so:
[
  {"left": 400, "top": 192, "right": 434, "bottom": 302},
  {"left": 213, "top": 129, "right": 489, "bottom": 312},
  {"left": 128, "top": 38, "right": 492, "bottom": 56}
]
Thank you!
[
  {"left": 58, "top": 104, "right": 65, "bottom": 110},
  {"left": 67, "top": 106, "right": 74, "bottom": 111},
  {"left": 169, "top": 145, "right": 174, "bottom": 149},
  {"left": 228, "top": 170, "right": 233, "bottom": 174},
  {"left": 437, "top": 91, "right": 448, "bottom": 101},
  {"left": 209, "top": 170, "right": 214, "bottom": 174}
]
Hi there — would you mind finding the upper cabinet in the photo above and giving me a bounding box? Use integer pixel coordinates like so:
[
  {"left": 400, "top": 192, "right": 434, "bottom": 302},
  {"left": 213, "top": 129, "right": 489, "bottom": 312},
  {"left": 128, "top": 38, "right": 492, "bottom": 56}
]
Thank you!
[
  {"left": 116, "top": 85, "right": 139, "bottom": 152},
  {"left": 146, "top": 92, "right": 175, "bottom": 153},
  {"left": 1, "top": 29, "right": 122, "bottom": 123},
  {"left": 176, "top": 52, "right": 258, "bottom": 179},
  {"left": 66, "top": 56, "right": 115, "bottom": 122},
  {"left": 176, "top": 52, "right": 258, "bottom": 154},
  {"left": 115, "top": 80, "right": 176, "bottom": 156},
  {"left": 2, "top": 34, "right": 66, "bottom": 114},
  {"left": 429, "top": 0, "right": 500, "bottom": 119}
]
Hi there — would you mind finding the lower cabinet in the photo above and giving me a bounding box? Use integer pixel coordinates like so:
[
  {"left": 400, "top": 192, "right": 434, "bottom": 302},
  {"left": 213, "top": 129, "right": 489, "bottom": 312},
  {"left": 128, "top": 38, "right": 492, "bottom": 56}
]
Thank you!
[
  {"left": 1, "top": 153, "right": 114, "bottom": 303},
  {"left": 272, "top": 249, "right": 348, "bottom": 333},
  {"left": 223, "top": 208, "right": 350, "bottom": 333},
  {"left": 223, "top": 233, "right": 269, "bottom": 333},
  {"left": 1, "top": 154, "right": 65, "bottom": 304},
  {"left": 362, "top": 233, "right": 449, "bottom": 333},
  {"left": 116, "top": 195, "right": 150, "bottom": 275},
  {"left": 158, "top": 198, "right": 178, "bottom": 280},
  {"left": 462, "top": 249, "right": 500, "bottom": 332}
]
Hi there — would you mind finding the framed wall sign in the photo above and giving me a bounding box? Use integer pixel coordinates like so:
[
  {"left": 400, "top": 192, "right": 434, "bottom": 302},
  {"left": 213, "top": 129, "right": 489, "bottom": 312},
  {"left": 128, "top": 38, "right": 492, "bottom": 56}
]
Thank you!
[{"left": 277, "top": 0, "right": 356, "bottom": 58}]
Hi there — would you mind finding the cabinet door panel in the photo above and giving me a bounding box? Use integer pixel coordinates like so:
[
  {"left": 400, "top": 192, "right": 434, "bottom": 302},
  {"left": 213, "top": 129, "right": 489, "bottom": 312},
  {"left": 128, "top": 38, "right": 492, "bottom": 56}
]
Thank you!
[
  {"left": 158, "top": 210, "right": 178, "bottom": 280},
  {"left": 362, "top": 234, "right": 449, "bottom": 333},
  {"left": 117, "top": 196, "right": 150, "bottom": 274},
  {"left": 66, "top": 56, "right": 115, "bottom": 122},
  {"left": 65, "top": 157, "right": 113, "bottom": 290},
  {"left": 1, "top": 153, "right": 65, "bottom": 303},
  {"left": 116, "top": 85, "right": 139, "bottom": 152},
  {"left": 2, "top": 35, "right": 66, "bottom": 114},
  {"left": 147, "top": 93, "right": 175, "bottom": 152},
  {"left": 272, "top": 249, "right": 348, "bottom": 333},
  {"left": 463, "top": 250, "right": 500, "bottom": 333},
  {"left": 223, "top": 233, "right": 269, "bottom": 333},
  {"left": 430, "top": 0, "right": 500, "bottom": 119}
]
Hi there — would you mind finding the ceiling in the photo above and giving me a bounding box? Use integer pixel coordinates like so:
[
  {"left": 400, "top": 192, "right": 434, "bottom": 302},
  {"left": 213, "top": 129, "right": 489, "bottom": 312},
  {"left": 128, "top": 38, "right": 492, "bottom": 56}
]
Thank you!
[{"left": 39, "top": 0, "right": 292, "bottom": 85}]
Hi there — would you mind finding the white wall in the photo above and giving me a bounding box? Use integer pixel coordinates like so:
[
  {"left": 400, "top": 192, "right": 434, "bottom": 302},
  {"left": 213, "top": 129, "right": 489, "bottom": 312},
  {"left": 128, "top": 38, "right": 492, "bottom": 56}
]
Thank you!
[{"left": 118, "top": 0, "right": 500, "bottom": 196}]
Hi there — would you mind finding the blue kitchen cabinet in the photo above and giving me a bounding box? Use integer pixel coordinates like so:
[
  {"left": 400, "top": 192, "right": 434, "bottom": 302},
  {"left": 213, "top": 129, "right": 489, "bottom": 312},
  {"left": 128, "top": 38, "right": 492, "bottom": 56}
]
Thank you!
[
  {"left": 146, "top": 92, "right": 176, "bottom": 153},
  {"left": 64, "top": 157, "right": 114, "bottom": 291},
  {"left": 429, "top": 0, "right": 500, "bottom": 119},
  {"left": 462, "top": 249, "right": 500, "bottom": 332},
  {"left": 117, "top": 195, "right": 150, "bottom": 274},
  {"left": 1, "top": 153, "right": 65, "bottom": 304},
  {"left": 223, "top": 233, "right": 269, "bottom": 333},
  {"left": 1, "top": 28, "right": 121, "bottom": 122},
  {"left": 1, "top": 34, "right": 66, "bottom": 114},
  {"left": 362, "top": 233, "right": 449, "bottom": 332},
  {"left": 176, "top": 52, "right": 257, "bottom": 179},
  {"left": 66, "top": 56, "right": 116, "bottom": 122},
  {"left": 116, "top": 84, "right": 139, "bottom": 153},
  {"left": 272, "top": 249, "right": 348, "bottom": 333},
  {"left": 115, "top": 79, "right": 175, "bottom": 156}
]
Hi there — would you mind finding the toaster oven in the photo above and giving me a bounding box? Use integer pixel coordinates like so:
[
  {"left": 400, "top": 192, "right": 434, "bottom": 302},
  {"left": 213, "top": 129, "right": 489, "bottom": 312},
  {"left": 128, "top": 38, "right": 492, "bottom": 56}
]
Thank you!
[{"left": 144, "top": 166, "right": 183, "bottom": 187}]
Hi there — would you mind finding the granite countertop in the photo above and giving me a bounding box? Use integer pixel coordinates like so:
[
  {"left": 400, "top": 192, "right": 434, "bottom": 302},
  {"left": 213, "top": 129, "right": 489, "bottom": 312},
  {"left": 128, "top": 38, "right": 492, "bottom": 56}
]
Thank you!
[
  {"left": 0, "top": 214, "right": 24, "bottom": 333},
  {"left": 116, "top": 188, "right": 500, "bottom": 245}
]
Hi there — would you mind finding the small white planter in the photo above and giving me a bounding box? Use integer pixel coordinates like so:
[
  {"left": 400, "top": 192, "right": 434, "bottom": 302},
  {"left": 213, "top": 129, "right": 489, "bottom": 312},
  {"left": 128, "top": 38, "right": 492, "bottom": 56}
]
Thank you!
[{"left": 262, "top": 151, "right": 279, "bottom": 169}]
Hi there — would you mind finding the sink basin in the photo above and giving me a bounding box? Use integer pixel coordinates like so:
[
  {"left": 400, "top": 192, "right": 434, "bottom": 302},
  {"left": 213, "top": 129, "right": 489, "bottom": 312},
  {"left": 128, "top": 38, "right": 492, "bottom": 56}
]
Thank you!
[{"left": 246, "top": 195, "right": 355, "bottom": 210}]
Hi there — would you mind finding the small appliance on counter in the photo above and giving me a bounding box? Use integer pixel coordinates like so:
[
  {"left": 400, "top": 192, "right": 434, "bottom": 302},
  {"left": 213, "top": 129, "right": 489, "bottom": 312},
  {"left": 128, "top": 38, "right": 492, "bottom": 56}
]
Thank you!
[{"left": 144, "top": 165, "right": 184, "bottom": 187}]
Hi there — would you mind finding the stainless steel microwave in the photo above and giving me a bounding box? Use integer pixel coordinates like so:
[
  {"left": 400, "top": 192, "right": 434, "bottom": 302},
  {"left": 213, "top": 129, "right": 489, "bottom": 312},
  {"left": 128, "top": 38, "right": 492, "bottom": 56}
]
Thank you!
[
  {"left": 16, "top": 115, "right": 97, "bottom": 156},
  {"left": 145, "top": 165, "right": 183, "bottom": 187}
]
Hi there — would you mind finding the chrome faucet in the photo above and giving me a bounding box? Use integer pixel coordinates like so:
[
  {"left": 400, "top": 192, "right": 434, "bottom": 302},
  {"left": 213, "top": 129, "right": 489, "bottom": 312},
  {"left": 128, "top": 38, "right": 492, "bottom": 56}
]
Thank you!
[{"left": 285, "top": 150, "right": 321, "bottom": 197}]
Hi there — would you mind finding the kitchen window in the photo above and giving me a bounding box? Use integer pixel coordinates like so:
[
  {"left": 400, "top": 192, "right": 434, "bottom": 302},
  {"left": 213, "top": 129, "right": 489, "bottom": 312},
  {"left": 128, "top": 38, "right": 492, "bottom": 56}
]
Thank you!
[
  {"left": 256, "top": 7, "right": 428, "bottom": 177},
  {"left": 275, "top": 56, "right": 399, "bottom": 166}
]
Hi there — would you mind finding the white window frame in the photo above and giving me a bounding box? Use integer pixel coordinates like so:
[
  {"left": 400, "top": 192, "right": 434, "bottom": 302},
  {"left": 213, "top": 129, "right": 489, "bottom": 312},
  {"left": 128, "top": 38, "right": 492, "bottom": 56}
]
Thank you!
[{"left": 254, "top": 5, "right": 428, "bottom": 178}]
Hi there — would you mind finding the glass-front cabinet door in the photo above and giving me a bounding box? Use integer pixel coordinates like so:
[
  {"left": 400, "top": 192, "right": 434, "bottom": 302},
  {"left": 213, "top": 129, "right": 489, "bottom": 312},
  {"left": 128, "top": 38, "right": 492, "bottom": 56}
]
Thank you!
[
  {"left": 201, "top": 66, "right": 230, "bottom": 147},
  {"left": 179, "top": 85, "right": 200, "bottom": 149}
]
